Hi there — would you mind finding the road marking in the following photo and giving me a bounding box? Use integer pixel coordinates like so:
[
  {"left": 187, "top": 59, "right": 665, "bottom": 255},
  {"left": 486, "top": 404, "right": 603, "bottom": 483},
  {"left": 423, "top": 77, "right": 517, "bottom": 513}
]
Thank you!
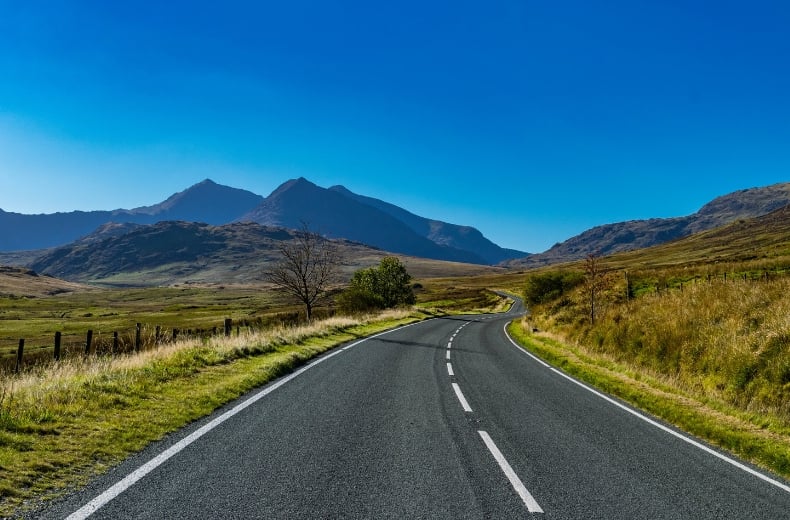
[
  {"left": 502, "top": 323, "right": 790, "bottom": 495},
  {"left": 446, "top": 350, "right": 451, "bottom": 360},
  {"left": 502, "top": 323, "right": 550, "bottom": 368},
  {"left": 66, "top": 321, "right": 427, "bottom": 519},
  {"left": 447, "top": 363, "right": 454, "bottom": 376},
  {"left": 447, "top": 341, "right": 452, "bottom": 349},
  {"left": 478, "top": 431, "right": 543, "bottom": 513},
  {"left": 452, "top": 383, "right": 472, "bottom": 412}
]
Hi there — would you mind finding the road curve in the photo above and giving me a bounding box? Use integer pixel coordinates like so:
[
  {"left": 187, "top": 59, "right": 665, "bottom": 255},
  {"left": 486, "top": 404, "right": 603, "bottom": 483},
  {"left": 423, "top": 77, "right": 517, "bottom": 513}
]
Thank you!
[{"left": 43, "top": 300, "right": 790, "bottom": 519}]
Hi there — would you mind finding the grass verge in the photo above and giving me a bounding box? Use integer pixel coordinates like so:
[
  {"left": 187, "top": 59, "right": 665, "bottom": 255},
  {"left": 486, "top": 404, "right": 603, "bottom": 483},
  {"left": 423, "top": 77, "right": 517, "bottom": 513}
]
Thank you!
[
  {"left": 0, "top": 309, "right": 438, "bottom": 517},
  {"left": 507, "top": 319, "right": 790, "bottom": 481}
]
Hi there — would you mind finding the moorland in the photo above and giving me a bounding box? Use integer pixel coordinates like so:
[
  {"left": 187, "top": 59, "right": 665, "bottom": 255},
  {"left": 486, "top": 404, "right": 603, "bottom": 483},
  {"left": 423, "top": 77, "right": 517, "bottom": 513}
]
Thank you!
[{"left": 2, "top": 183, "right": 790, "bottom": 515}]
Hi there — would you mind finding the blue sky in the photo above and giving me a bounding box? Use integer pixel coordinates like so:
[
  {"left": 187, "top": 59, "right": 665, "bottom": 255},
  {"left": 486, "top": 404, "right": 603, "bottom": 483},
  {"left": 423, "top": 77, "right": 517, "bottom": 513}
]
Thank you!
[{"left": 1, "top": 1, "right": 788, "bottom": 253}]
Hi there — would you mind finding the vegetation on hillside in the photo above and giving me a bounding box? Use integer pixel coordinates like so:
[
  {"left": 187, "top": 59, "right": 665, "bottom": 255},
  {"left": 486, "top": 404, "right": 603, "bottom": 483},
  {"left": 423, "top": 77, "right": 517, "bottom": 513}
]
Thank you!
[
  {"left": 338, "top": 256, "right": 416, "bottom": 312},
  {"left": 524, "top": 267, "right": 790, "bottom": 419},
  {"left": 510, "top": 207, "right": 790, "bottom": 477}
]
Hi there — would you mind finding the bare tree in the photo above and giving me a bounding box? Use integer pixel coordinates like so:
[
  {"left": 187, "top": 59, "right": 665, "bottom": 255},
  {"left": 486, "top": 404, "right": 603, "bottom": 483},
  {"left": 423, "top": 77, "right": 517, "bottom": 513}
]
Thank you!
[
  {"left": 265, "top": 223, "right": 340, "bottom": 322},
  {"left": 584, "top": 253, "right": 606, "bottom": 325}
]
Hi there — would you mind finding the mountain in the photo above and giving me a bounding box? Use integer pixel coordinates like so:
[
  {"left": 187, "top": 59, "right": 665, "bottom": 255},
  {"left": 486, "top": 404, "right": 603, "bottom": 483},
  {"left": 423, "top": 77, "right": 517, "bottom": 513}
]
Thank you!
[
  {"left": 327, "top": 185, "right": 527, "bottom": 264},
  {"left": 602, "top": 203, "right": 790, "bottom": 269},
  {"left": 28, "top": 221, "right": 500, "bottom": 286},
  {"left": 0, "top": 179, "right": 263, "bottom": 251},
  {"left": 508, "top": 182, "right": 790, "bottom": 267},
  {"left": 130, "top": 179, "right": 264, "bottom": 223},
  {"left": 240, "top": 178, "right": 492, "bottom": 264}
]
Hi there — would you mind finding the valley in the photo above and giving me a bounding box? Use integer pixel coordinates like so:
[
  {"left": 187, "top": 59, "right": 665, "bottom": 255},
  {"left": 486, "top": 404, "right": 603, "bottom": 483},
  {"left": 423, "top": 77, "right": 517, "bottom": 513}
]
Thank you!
[{"left": 1, "top": 179, "right": 790, "bottom": 517}]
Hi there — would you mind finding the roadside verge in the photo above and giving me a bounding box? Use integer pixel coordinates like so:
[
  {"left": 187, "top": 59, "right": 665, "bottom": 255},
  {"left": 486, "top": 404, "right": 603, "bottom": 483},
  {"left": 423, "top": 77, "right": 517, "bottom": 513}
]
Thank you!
[{"left": 506, "top": 319, "right": 790, "bottom": 483}]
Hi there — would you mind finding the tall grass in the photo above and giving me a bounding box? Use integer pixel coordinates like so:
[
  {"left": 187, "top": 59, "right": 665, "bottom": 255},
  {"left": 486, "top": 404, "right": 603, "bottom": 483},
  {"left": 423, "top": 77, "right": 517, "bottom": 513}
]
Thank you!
[
  {"left": 0, "top": 309, "right": 415, "bottom": 515},
  {"left": 531, "top": 273, "right": 790, "bottom": 423}
]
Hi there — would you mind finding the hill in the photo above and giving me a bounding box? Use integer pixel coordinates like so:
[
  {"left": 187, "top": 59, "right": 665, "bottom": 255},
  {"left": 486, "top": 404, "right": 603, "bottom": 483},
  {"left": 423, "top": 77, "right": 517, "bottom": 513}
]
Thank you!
[
  {"left": 0, "top": 179, "right": 263, "bottom": 251},
  {"left": 130, "top": 179, "right": 264, "bottom": 223},
  {"left": 327, "top": 185, "right": 526, "bottom": 264},
  {"left": 508, "top": 181, "right": 790, "bottom": 267},
  {"left": 2, "top": 178, "right": 523, "bottom": 265},
  {"left": 29, "top": 221, "right": 502, "bottom": 287},
  {"left": 601, "top": 203, "right": 790, "bottom": 270},
  {"left": 239, "top": 178, "right": 501, "bottom": 264},
  {"left": 0, "top": 266, "right": 89, "bottom": 297}
]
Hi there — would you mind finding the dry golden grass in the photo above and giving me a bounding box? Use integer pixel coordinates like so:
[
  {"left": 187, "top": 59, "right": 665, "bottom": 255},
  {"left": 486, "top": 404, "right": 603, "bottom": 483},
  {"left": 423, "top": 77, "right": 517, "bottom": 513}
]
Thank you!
[
  {"left": 532, "top": 273, "right": 790, "bottom": 422},
  {"left": 0, "top": 308, "right": 418, "bottom": 515}
]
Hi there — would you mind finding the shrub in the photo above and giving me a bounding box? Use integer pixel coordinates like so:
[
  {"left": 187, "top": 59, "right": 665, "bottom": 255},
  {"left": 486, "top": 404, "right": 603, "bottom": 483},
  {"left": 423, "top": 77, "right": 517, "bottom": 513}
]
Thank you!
[
  {"left": 524, "top": 270, "right": 584, "bottom": 305},
  {"left": 338, "top": 257, "right": 416, "bottom": 313}
]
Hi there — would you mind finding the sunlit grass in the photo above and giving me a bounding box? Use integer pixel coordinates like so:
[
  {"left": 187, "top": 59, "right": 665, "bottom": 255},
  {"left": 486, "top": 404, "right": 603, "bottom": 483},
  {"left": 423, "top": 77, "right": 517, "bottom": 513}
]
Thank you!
[{"left": 0, "top": 309, "right": 423, "bottom": 516}]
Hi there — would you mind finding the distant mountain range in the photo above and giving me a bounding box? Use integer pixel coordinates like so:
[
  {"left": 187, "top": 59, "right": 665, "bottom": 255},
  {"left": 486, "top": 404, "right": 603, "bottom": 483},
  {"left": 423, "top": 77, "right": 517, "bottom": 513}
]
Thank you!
[
  {"left": 3, "top": 178, "right": 789, "bottom": 275},
  {"left": 507, "top": 181, "right": 790, "bottom": 267},
  {"left": 0, "top": 180, "right": 263, "bottom": 251},
  {"left": 0, "top": 178, "right": 527, "bottom": 265}
]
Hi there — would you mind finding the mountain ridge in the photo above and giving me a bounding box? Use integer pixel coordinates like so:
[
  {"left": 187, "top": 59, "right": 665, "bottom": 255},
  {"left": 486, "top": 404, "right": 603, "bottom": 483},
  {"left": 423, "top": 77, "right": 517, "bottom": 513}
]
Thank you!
[
  {"left": 1, "top": 177, "right": 521, "bottom": 265},
  {"left": 507, "top": 181, "right": 790, "bottom": 267},
  {"left": 326, "top": 185, "right": 526, "bottom": 264},
  {"left": 239, "top": 177, "right": 499, "bottom": 264},
  {"left": 0, "top": 180, "right": 263, "bottom": 251}
]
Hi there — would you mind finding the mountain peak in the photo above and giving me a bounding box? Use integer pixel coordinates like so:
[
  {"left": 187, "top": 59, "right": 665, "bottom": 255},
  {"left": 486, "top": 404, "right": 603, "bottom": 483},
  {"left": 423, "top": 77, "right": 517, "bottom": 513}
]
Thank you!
[
  {"left": 132, "top": 180, "right": 264, "bottom": 225},
  {"left": 270, "top": 177, "right": 317, "bottom": 194}
]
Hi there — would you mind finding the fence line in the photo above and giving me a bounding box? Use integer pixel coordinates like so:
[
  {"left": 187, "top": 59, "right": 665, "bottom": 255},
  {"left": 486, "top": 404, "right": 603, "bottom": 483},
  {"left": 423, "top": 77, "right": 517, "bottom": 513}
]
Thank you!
[{"left": 2, "top": 317, "right": 251, "bottom": 375}]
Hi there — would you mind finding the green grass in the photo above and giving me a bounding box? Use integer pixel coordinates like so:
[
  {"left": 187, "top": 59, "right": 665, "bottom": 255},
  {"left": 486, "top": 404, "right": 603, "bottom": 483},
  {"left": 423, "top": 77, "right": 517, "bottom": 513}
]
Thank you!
[
  {"left": 507, "top": 320, "right": 790, "bottom": 480},
  {"left": 0, "top": 309, "right": 442, "bottom": 517},
  {"left": 0, "top": 286, "right": 299, "bottom": 364}
]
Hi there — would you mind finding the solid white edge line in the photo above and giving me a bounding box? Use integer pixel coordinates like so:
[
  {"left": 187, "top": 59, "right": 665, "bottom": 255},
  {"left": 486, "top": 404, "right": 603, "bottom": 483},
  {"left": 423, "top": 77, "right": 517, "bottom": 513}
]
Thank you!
[
  {"left": 502, "top": 322, "right": 790, "bottom": 495},
  {"left": 67, "top": 320, "right": 428, "bottom": 519},
  {"left": 447, "top": 363, "right": 454, "bottom": 376},
  {"left": 452, "top": 383, "right": 473, "bottom": 412},
  {"left": 478, "top": 430, "right": 543, "bottom": 513}
]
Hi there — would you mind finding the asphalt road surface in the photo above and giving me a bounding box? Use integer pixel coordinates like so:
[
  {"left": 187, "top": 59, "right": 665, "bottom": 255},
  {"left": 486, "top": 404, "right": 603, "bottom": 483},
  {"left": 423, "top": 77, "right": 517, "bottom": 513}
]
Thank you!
[{"left": 44, "top": 300, "right": 790, "bottom": 519}]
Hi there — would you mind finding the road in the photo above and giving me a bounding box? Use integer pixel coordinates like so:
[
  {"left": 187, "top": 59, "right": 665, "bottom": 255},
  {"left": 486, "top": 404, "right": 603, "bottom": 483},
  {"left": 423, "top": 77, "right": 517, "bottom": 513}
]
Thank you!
[{"left": 45, "top": 299, "right": 790, "bottom": 519}]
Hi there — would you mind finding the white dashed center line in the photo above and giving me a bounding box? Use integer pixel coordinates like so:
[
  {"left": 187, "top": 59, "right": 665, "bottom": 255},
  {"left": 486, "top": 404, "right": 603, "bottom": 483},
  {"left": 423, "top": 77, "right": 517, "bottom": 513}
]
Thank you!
[
  {"left": 452, "top": 383, "right": 473, "bottom": 412},
  {"left": 479, "top": 431, "right": 543, "bottom": 513}
]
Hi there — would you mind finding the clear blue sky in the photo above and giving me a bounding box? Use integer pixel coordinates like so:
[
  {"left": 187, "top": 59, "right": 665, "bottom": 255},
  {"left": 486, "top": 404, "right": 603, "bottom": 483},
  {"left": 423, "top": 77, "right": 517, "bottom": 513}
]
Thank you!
[{"left": 1, "top": 1, "right": 788, "bottom": 253}]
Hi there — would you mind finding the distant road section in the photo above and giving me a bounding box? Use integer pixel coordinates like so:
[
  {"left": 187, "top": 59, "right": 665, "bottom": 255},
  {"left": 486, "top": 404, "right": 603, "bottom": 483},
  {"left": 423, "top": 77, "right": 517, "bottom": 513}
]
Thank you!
[{"left": 48, "top": 300, "right": 790, "bottom": 519}]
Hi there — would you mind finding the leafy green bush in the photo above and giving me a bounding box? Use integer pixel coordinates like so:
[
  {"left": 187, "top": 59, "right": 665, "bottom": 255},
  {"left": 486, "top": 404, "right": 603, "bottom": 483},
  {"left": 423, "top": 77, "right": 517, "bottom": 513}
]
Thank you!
[{"left": 339, "top": 257, "right": 416, "bottom": 313}]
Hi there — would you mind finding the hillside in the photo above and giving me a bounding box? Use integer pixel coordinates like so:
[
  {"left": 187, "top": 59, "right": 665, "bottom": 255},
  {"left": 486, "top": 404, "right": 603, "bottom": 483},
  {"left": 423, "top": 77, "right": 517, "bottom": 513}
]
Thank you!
[
  {"left": 509, "top": 181, "right": 790, "bottom": 267},
  {"left": 2, "top": 178, "right": 522, "bottom": 266},
  {"left": 30, "top": 221, "right": 502, "bottom": 287},
  {"left": 327, "top": 185, "right": 526, "bottom": 264},
  {"left": 0, "top": 266, "right": 89, "bottom": 297},
  {"left": 0, "top": 180, "right": 263, "bottom": 251},
  {"left": 602, "top": 203, "right": 790, "bottom": 270},
  {"left": 131, "top": 179, "right": 264, "bottom": 223},
  {"left": 240, "top": 178, "right": 492, "bottom": 264}
]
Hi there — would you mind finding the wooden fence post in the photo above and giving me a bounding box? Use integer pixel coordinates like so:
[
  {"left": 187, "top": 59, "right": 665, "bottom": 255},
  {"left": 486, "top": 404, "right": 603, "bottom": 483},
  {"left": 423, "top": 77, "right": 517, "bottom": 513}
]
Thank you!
[
  {"left": 135, "top": 323, "right": 142, "bottom": 352},
  {"left": 15, "top": 339, "right": 24, "bottom": 373},
  {"left": 85, "top": 330, "right": 93, "bottom": 356},
  {"left": 155, "top": 325, "right": 161, "bottom": 345},
  {"left": 172, "top": 328, "right": 179, "bottom": 342},
  {"left": 224, "top": 318, "right": 232, "bottom": 337},
  {"left": 54, "top": 331, "right": 62, "bottom": 361},
  {"left": 113, "top": 331, "right": 119, "bottom": 355}
]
